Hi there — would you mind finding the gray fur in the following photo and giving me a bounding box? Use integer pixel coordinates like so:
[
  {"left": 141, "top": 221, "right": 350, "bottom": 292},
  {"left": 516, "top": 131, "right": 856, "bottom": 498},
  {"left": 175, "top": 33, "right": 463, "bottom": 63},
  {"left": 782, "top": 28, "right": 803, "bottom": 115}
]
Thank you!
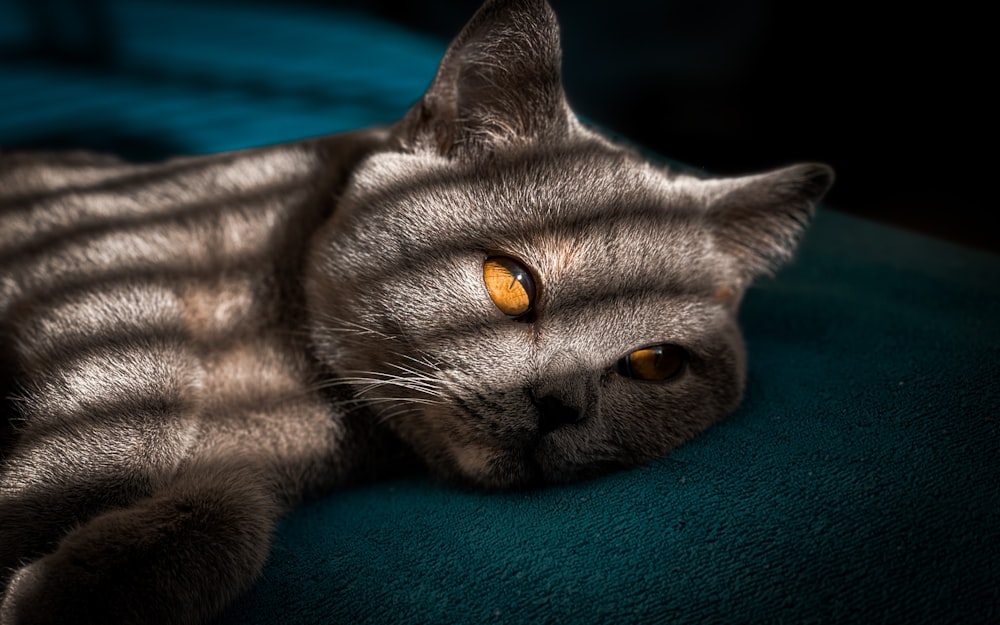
[{"left": 0, "top": 0, "right": 832, "bottom": 623}]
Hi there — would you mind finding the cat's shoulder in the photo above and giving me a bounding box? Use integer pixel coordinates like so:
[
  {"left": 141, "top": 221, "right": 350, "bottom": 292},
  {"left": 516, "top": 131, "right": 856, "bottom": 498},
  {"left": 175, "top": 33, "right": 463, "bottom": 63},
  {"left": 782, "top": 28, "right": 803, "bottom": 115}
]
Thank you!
[
  {"left": 0, "top": 128, "right": 388, "bottom": 321},
  {"left": 0, "top": 128, "right": 388, "bottom": 204}
]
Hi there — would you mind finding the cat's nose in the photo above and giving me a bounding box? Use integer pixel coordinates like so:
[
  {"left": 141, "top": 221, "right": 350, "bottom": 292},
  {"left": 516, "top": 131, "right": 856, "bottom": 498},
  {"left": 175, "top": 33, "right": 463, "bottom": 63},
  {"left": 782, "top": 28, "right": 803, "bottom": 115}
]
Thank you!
[{"left": 533, "top": 394, "right": 582, "bottom": 435}]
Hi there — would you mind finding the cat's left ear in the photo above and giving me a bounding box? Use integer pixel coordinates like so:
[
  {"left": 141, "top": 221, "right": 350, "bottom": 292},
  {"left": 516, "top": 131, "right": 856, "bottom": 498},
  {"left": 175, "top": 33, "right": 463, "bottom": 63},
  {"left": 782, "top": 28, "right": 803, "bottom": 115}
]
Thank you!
[
  {"left": 703, "top": 163, "right": 834, "bottom": 286},
  {"left": 395, "top": 0, "right": 571, "bottom": 155}
]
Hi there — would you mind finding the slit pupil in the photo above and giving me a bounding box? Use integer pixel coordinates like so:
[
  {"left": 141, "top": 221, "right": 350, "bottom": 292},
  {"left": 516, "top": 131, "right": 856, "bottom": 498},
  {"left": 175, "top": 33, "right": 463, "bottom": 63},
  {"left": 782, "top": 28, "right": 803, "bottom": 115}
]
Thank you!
[{"left": 619, "top": 353, "right": 633, "bottom": 378}]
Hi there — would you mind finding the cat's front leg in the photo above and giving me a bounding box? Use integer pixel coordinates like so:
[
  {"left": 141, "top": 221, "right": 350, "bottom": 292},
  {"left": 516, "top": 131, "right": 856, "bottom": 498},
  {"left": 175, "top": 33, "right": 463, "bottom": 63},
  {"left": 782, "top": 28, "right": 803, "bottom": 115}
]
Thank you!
[{"left": 0, "top": 460, "right": 281, "bottom": 625}]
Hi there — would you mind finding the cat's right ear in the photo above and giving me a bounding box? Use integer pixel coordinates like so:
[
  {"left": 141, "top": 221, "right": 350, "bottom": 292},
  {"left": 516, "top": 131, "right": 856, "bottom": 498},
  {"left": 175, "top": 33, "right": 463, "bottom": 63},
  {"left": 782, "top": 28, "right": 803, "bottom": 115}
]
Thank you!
[
  {"left": 393, "top": 0, "right": 571, "bottom": 156},
  {"left": 702, "top": 163, "right": 835, "bottom": 286}
]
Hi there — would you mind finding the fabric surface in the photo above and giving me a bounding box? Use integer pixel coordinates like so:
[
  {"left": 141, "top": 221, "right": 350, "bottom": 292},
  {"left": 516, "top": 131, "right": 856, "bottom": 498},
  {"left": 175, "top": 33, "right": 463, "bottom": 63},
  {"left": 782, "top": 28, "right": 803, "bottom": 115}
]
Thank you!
[{"left": 1, "top": 1, "right": 997, "bottom": 623}]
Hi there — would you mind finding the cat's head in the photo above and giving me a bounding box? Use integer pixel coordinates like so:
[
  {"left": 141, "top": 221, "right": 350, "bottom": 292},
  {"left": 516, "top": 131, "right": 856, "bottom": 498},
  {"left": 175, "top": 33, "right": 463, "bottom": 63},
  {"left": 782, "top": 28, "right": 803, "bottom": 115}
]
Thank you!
[{"left": 306, "top": 0, "right": 832, "bottom": 489}]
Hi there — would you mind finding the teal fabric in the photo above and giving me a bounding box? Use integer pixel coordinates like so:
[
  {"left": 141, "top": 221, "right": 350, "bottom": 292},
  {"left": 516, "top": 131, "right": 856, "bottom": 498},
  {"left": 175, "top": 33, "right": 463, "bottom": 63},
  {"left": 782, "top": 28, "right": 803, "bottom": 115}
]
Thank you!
[
  {"left": 0, "top": 0, "right": 440, "bottom": 156},
  {"left": 1, "top": 1, "right": 997, "bottom": 623}
]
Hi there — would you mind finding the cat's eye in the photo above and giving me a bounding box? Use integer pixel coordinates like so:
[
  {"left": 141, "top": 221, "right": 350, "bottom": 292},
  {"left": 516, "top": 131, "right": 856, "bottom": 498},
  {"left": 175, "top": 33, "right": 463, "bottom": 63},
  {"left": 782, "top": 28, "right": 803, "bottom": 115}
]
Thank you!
[
  {"left": 483, "top": 256, "right": 536, "bottom": 319},
  {"left": 616, "top": 344, "right": 686, "bottom": 381}
]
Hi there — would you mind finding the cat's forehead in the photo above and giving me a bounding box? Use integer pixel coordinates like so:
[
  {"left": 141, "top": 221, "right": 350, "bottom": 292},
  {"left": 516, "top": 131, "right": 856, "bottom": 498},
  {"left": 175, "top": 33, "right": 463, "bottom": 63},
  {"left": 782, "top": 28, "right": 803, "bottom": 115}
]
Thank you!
[{"left": 350, "top": 144, "right": 720, "bottom": 290}]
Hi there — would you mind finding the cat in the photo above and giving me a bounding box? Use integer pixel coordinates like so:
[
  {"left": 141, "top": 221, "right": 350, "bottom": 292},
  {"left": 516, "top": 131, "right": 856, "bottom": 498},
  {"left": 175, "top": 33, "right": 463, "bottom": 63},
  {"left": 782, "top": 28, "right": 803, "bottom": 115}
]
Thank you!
[{"left": 0, "top": 0, "right": 833, "bottom": 623}]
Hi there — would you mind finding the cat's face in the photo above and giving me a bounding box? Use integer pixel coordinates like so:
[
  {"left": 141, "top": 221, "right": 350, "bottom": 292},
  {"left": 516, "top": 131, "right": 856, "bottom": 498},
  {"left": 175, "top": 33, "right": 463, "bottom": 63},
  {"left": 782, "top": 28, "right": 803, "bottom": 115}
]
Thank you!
[
  {"left": 308, "top": 145, "right": 747, "bottom": 487},
  {"left": 306, "top": 0, "right": 832, "bottom": 488}
]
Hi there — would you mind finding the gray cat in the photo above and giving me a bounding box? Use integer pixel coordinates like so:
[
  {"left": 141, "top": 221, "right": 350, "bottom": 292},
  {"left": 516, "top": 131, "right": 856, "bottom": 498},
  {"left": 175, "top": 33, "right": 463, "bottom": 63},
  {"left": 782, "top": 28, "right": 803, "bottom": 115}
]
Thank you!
[{"left": 0, "top": 0, "right": 832, "bottom": 623}]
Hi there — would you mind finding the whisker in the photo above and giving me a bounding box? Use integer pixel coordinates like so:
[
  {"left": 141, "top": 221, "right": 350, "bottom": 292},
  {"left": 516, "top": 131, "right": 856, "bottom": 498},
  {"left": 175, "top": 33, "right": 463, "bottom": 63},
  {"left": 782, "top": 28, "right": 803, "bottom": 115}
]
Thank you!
[
  {"left": 288, "top": 312, "right": 459, "bottom": 418},
  {"left": 348, "top": 380, "right": 443, "bottom": 398},
  {"left": 373, "top": 405, "right": 422, "bottom": 425},
  {"left": 307, "top": 375, "right": 447, "bottom": 404},
  {"left": 380, "top": 364, "right": 445, "bottom": 385},
  {"left": 313, "top": 373, "right": 440, "bottom": 390},
  {"left": 391, "top": 351, "right": 446, "bottom": 372},
  {"left": 361, "top": 397, "right": 443, "bottom": 407},
  {"left": 338, "top": 375, "right": 441, "bottom": 389},
  {"left": 307, "top": 314, "right": 400, "bottom": 341}
]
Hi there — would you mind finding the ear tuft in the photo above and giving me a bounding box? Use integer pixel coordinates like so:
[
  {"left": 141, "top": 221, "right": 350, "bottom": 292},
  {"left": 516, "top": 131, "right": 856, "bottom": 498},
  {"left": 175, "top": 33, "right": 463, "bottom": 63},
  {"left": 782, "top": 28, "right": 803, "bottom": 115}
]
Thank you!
[
  {"left": 779, "top": 163, "right": 835, "bottom": 205},
  {"left": 395, "top": 0, "right": 569, "bottom": 155},
  {"left": 707, "top": 163, "right": 834, "bottom": 282}
]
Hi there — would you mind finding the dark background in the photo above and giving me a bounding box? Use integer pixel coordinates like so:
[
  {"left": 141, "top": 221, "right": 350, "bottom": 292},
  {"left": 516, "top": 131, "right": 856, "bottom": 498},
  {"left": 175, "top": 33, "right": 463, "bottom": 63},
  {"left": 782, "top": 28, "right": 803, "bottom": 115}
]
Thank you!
[
  {"left": 353, "top": 0, "right": 993, "bottom": 252},
  {"left": 2, "top": 0, "right": 992, "bottom": 253}
]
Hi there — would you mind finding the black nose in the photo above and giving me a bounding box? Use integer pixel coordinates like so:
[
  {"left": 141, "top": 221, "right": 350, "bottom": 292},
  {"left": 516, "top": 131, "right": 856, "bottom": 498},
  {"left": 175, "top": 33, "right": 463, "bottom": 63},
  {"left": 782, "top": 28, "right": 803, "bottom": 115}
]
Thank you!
[{"left": 533, "top": 394, "right": 582, "bottom": 435}]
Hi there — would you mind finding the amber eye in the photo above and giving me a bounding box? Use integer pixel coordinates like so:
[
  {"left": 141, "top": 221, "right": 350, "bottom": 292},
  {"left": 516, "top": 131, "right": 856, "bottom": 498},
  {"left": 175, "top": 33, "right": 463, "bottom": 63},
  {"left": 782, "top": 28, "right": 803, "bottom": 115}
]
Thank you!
[
  {"left": 616, "top": 344, "right": 686, "bottom": 381},
  {"left": 483, "top": 256, "right": 536, "bottom": 319}
]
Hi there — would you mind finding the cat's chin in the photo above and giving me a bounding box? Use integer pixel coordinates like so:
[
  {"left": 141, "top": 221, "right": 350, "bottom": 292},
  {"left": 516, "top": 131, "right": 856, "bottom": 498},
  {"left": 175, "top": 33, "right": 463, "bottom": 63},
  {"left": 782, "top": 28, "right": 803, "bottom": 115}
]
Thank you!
[
  {"left": 427, "top": 437, "right": 539, "bottom": 491},
  {"left": 444, "top": 454, "right": 542, "bottom": 491},
  {"left": 382, "top": 403, "right": 641, "bottom": 490},
  {"left": 427, "top": 435, "right": 635, "bottom": 492}
]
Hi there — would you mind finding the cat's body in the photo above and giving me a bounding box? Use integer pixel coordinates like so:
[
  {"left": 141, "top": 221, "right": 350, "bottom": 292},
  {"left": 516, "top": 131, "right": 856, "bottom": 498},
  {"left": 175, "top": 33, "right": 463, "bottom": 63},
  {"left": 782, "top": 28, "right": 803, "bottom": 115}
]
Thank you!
[
  {"left": 0, "top": 1, "right": 831, "bottom": 623},
  {"left": 0, "top": 134, "right": 407, "bottom": 623}
]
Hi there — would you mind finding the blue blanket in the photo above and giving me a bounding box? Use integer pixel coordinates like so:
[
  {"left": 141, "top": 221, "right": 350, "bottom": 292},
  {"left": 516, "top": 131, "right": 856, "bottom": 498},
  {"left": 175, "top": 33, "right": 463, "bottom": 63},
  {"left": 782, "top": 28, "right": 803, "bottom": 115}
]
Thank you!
[{"left": 2, "top": 1, "right": 997, "bottom": 622}]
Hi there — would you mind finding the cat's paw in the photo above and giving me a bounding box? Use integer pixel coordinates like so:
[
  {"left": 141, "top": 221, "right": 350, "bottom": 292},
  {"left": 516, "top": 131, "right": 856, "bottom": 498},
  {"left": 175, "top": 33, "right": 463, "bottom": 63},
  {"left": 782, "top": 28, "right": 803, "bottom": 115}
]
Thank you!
[
  {"left": 0, "top": 556, "right": 68, "bottom": 625},
  {"left": 1, "top": 473, "right": 278, "bottom": 625},
  {"left": 0, "top": 565, "right": 56, "bottom": 625},
  {"left": 0, "top": 543, "right": 159, "bottom": 625}
]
